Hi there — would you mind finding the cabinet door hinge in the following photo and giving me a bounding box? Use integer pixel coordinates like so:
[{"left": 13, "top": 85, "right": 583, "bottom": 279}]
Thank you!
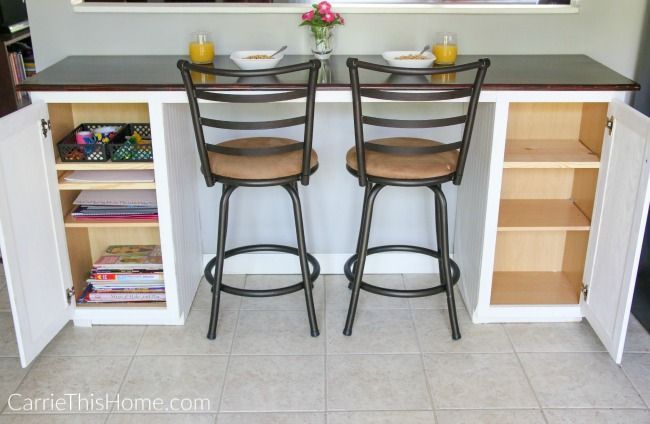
[
  {"left": 66, "top": 287, "right": 75, "bottom": 304},
  {"left": 40, "top": 119, "right": 51, "bottom": 138},
  {"left": 606, "top": 116, "right": 615, "bottom": 136},
  {"left": 581, "top": 284, "right": 589, "bottom": 301}
]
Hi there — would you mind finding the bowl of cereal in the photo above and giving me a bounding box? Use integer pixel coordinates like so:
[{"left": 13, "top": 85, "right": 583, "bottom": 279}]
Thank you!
[
  {"left": 382, "top": 51, "right": 436, "bottom": 68},
  {"left": 230, "top": 51, "right": 284, "bottom": 70}
]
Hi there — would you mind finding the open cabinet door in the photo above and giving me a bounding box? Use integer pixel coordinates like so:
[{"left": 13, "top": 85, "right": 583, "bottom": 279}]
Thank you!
[
  {"left": 583, "top": 100, "right": 650, "bottom": 364},
  {"left": 0, "top": 102, "right": 73, "bottom": 367}
]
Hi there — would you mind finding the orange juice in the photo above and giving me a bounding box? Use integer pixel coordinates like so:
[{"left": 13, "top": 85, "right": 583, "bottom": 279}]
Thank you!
[
  {"left": 433, "top": 44, "right": 457, "bottom": 65},
  {"left": 189, "top": 41, "right": 215, "bottom": 64}
]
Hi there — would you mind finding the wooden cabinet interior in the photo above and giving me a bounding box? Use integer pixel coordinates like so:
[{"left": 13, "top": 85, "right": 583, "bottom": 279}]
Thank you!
[
  {"left": 491, "top": 102, "right": 608, "bottom": 305},
  {"left": 48, "top": 103, "right": 163, "bottom": 307}
]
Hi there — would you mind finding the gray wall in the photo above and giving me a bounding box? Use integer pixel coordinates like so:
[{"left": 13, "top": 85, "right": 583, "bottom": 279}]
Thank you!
[{"left": 27, "top": 1, "right": 648, "bottom": 79}]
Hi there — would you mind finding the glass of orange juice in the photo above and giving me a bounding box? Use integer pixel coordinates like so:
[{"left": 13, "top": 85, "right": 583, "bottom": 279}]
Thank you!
[
  {"left": 189, "top": 31, "right": 215, "bottom": 64},
  {"left": 433, "top": 32, "right": 458, "bottom": 65}
]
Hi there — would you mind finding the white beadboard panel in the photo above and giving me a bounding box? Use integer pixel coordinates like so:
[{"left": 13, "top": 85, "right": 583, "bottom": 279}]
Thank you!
[
  {"left": 452, "top": 102, "right": 500, "bottom": 320},
  {"left": 156, "top": 103, "right": 203, "bottom": 319}
]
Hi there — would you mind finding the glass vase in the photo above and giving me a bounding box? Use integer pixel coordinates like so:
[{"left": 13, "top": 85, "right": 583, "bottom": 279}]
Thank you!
[{"left": 310, "top": 26, "right": 334, "bottom": 60}]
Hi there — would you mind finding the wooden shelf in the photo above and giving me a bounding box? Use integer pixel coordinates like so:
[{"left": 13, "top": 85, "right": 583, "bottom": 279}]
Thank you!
[
  {"left": 504, "top": 139, "right": 600, "bottom": 168},
  {"left": 491, "top": 271, "right": 582, "bottom": 305},
  {"left": 64, "top": 214, "right": 159, "bottom": 228},
  {"left": 55, "top": 159, "right": 154, "bottom": 171},
  {"left": 58, "top": 172, "right": 155, "bottom": 190},
  {"left": 498, "top": 199, "right": 591, "bottom": 232}
]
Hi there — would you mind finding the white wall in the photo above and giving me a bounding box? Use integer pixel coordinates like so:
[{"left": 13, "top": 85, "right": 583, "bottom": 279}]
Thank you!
[{"left": 27, "top": 1, "right": 647, "bottom": 79}]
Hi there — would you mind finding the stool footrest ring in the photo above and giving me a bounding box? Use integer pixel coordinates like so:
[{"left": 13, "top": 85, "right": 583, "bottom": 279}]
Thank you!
[
  {"left": 344, "top": 244, "right": 459, "bottom": 298},
  {"left": 204, "top": 244, "right": 320, "bottom": 298}
]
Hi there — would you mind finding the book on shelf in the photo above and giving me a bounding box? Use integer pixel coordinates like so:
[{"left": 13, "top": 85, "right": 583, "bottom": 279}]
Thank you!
[
  {"left": 79, "top": 286, "right": 166, "bottom": 303},
  {"left": 77, "top": 244, "right": 165, "bottom": 304},
  {"left": 93, "top": 245, "right": 163, "bottom": 271},
  {"left": 74, "top": 190, "right": 157, "bottom": 207},
  {"left": 64, "top": 170, "right": 155, "bottom": 183},
  {"left": 70, "top": 189, "right": 158, "bottom": 222}
]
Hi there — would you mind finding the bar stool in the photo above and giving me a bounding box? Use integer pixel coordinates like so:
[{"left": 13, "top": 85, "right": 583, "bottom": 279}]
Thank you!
[
  {"left": 177, "top": 59, "right": 321, "bottom": 339},
  {"left": 343, "top": 57, "right": 490, "bottom": 338}
]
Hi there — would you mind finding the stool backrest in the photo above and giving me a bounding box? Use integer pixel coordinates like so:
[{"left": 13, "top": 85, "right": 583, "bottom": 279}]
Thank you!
[
  {"left": 347, "top": 57, "right": 490, "bottom": 186},
  {"left": 177, "top": 59, "right": 321, "bottom": 187}
]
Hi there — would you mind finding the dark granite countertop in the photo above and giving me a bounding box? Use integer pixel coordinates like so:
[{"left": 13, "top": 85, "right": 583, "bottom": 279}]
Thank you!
[{"left": 18, "top": 54, "right": 640, "bottom": 92}]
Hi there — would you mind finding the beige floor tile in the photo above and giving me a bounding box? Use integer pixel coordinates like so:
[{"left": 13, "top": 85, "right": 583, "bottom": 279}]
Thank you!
[
  {"left": 119, "top": 356, "right": 227, "bottom": 413},
  {"left": 0, "top": 312, "right": 18, "bottom": 357},
  {"left": 519, "top": 352, "right": 645, "bottom": 408},
  {"left": 505, "top": 321, "right": 605, "bottom": 352},
  {"left": 327, "top": 354, "right": 431, "bottom": 411},
  {"left": 137, "top": 309, "right": 236, "bottom": 355},
  {"left": 325, "top": 274, "right": 409, "bottom": 310},
  {"left": 217, "top": 412, "right": 325, "bottom": 424},
  {"left": 43, "top": 324, "right": 145, "bottom": 356},
  {"left": 11, "top": 356, "right": 129, "bottom": 413},
  {"left": 231, "top": 310, "right": 324, "bottom": 355},
  {"left": 241, "top": 275, "right": 324, "bottom": 311},
  {"left": 435, "top": 409, "right": 545, "bottom": 424},
  {"left": 192, "top": 276, "right": 246, "bottom": 311},
  {"left": 220, "top": 355, "right": 325, "bottom": 412},
  {"left": 423, "top": 353, "right": 537, "bottom": 409},
  {"left": 413, "top": 309, "right": 512, "bottom": 353},
  {"left": 0, "top": 358, "right": 28, "bottom": 412},
  {"left": 0, "top": 286, "right": 10, "bottom": 312},
  {"left": 328, "top": 411, "right": 435, "bottom": 424},
  {"left": 624, "top": 316, "right": 650, "bottom": 353},
  {"left": 0, "top": 416, "right": 108, "bottom": 423},
  {"left": 326, "top": 309, "right": 419, "bottom": 354},
  {"left": 543, "top": 409, "right": 650, "bottom": 424},
  {"left": 107, "top": 414, "right": 215, "bottom": 423},
  {"left": 403, "top": 274, "right": 464, "bottom": 310},
  {"left": 622, "top": 353, "right": 650, "bottom": 406}
]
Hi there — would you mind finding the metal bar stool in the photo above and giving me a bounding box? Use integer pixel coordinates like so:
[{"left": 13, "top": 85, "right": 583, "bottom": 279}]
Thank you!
[
  {"left": 177, "top": 59, "right": 322, "bottom": 339},
  {"left": 343, "top": 57, "right": 491, "bottom": 338}
]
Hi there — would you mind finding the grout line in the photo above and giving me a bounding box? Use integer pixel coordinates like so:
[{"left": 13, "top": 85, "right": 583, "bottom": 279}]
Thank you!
[
  {"left": 405, "top": 273, "right": 437, "bottom": 416},
  {"left": 503, "top": 326, "right": 549, "bottom": 424},
  {"left": 109, "top": 327, "right": 147, "bottom": 414},
  {"left": 216, "top": 275, "right": 244, "bottom": 415},
  {"left": 323, "top": 272, "right": 329, "bottom": 415},
  {"left": 619, "top": 353, "right": 650, "bottom": 409}
]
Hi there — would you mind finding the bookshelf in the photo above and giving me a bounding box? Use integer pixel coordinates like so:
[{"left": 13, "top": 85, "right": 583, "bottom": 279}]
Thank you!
[{"left": 0, "top": 29, "right": 33, "bottom": 118}]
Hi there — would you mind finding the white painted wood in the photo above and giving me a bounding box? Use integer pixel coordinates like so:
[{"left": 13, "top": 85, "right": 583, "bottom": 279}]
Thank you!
[
  {"left": 74, "top": 306, "right": 183, "bottom": 325},
  {"left": 0, "top": 103, "right": 73, "bottom": 367},
  {"left": 480, "top": 305, "right": 583, "bottom": 323},
  {"left": 158, "top": 103, "right": 203, "bottom": 318},
  {"left": 471, "top": 100, "right": 509, "bottom": 323},
  {"left": 453, "top": 103, "right": 497, "bottom": 316},
  {"left": 71, "top": 2, "right": 579, "bottom": 15},
  {"left": 583, "top": 100, "right": 650, "bottom": 364}
]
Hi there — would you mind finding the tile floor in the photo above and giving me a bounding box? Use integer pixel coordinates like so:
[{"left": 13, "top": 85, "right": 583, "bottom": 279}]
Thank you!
[{"left": 0, "top": 273, "right": 649, "bottom": 423}]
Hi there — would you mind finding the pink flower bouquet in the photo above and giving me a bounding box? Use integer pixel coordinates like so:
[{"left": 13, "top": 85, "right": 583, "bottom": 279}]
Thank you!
[{"left": 300, "top": 2, "right": 344, "bottom": 59}]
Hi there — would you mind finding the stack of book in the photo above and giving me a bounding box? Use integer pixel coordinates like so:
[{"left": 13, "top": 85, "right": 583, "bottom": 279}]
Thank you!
[
  {"left": 79, "top": 245, "right": 165, "bottom": 304},
  {"left": 70, "top": 189, "right": 158, "bottom": 222}
]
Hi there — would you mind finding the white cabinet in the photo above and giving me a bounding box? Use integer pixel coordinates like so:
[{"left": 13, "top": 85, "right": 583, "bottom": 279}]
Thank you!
[
  {"left": 0, "top": 99, "right": 202, "bottom": 367},
  {"left": 467, "top": 97, "right": 650, "bottom": 363},
  {"left": 0, "top": 91, "right": 647, "bottom": 367}
]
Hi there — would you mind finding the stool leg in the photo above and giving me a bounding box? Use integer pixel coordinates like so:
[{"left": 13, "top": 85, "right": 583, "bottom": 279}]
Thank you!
[
  {"left": 349, "top": 184, "right": 371, "bottom": 289},
  {"left": 207, "top": 185, "right": 236, "bottom": 340},
  {"left": 344, "top": 183, "right": 383, "bottom": 336},
  {"left": 284, "top": 183, "right": 319, "bottom": 337},
  {"left": 431, "top": 185, "right": 461, "bottom": 340}
]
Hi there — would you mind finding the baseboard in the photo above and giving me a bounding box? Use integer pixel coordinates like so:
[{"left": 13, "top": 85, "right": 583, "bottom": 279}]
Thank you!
[{"left": 203, "top": 252, "right": 441, "bottom": 274}]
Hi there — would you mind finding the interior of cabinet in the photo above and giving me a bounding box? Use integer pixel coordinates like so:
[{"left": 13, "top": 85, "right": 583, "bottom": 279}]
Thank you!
[
  {"left": 48, "top": 103, "right": 165, "bottom": 307},
  {"left": 491, "top": 102, "right": 608, "bottom": 306}
]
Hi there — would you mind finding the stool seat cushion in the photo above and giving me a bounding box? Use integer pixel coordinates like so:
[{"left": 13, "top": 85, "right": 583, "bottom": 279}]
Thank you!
[
  {"left": 346, "top": 137, "right": 458, "bottom": 180},
  {"left": 208, "top": 137, "right": 318, "bottom": 181}
]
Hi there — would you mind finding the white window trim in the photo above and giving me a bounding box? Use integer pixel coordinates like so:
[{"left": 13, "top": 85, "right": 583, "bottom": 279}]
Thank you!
[{"left": 70, "top": 1, "right": 579, "bottom": 15}]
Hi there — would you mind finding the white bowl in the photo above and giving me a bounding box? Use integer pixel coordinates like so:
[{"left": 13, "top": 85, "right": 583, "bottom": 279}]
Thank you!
[
  {"left": 382, "top": 51, "right": 435, "bottom": 68},
  {"left": 230, "top": 51, "right": 284, "bottom": 70}
]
